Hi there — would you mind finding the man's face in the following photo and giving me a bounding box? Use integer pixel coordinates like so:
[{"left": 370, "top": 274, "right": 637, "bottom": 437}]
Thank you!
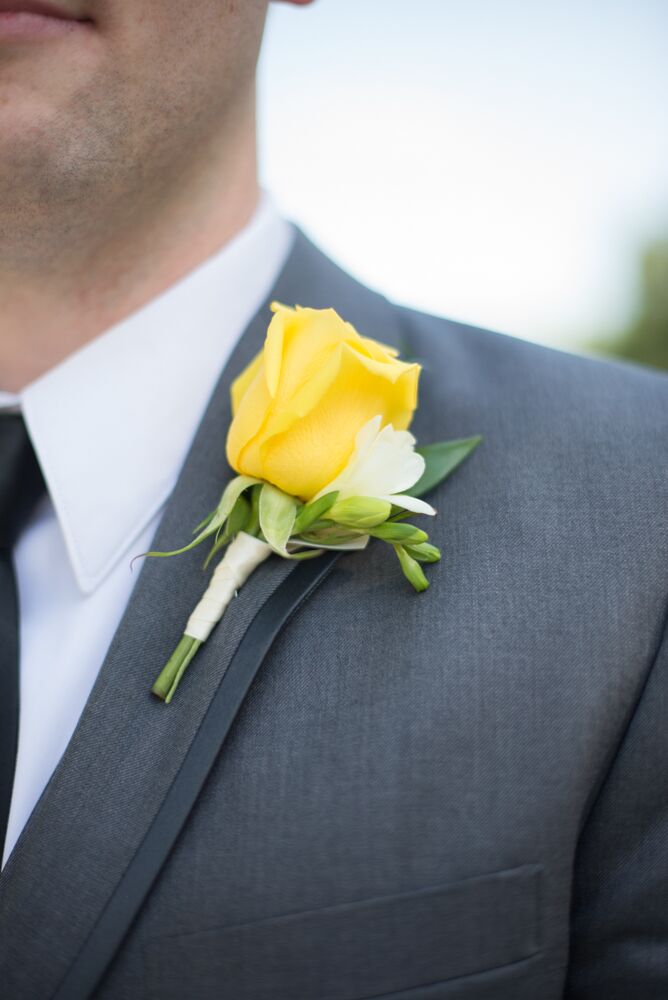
[{"left": 0, "top": 0, "right": 270, "bottom": 254}]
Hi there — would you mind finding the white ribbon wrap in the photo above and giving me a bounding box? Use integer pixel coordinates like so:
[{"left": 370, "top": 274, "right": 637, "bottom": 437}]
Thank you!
[{"left": 184, "top": 532, "right": 273, "bottom": 642}]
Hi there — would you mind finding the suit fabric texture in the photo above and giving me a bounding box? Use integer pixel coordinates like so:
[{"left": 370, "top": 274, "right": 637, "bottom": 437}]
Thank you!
[{"left": 0, "top": 231, "right": 667, "bottom": 1000}]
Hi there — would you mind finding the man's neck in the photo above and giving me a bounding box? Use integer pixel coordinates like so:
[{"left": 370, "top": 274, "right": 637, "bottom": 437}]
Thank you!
[{"left": 0, "top": 121, "right": 259, "bottom": 393}]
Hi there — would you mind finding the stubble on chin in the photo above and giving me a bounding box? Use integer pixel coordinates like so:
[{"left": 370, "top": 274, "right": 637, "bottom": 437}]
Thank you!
[
  {"left": 0, "top": 70, "right": 154, "bottom": 268},
  {"left": 0, "top": 0, "right": 265, "bottom": 276}
]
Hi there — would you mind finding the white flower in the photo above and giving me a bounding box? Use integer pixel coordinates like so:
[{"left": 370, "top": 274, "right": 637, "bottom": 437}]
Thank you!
[{"left": 314, "top": 415, "right": 436, "bottom": 515}]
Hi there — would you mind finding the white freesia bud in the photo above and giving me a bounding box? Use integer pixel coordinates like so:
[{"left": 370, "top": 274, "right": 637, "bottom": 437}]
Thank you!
[
  {"left": 184, "top": 532, "right": 272, "bottom": 642},
  {"left": 314, "top": 415, "right": 436, "bottom": 515}
]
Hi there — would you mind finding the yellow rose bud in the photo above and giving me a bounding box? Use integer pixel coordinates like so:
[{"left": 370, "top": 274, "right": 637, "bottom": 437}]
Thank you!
[{"left": 226, "top": 304, "right": 420, "bottom": 500}]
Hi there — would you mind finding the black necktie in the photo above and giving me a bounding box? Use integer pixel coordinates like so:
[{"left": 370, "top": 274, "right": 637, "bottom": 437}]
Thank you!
[{"left": 0, "top": 414, "right": 46, "bottom": 856}]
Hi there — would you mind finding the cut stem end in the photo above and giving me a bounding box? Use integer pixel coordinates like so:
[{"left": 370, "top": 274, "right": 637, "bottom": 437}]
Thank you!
[{"left": 152, "top": 635, "right": 202, "bottom": 704}]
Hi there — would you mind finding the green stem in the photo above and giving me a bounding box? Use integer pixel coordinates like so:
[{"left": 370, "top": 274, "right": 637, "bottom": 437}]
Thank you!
[{"left": 152, "top": 635, "right": 202, "bottom": 703}]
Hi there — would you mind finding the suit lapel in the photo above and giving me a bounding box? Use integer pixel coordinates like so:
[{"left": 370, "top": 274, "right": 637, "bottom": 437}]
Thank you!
[{"left": 0, "top": 230, "right": 406, "bottom": 999}]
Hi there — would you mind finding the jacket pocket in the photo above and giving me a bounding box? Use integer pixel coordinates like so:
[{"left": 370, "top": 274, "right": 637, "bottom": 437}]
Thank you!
[{"left": 144, "top": 863, "right": 542, "bottom": 1000}]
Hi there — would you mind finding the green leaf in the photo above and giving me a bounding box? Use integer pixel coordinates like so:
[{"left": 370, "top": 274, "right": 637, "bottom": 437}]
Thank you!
[
  {"left": 211, "top": 474, "right": 261, "bottom": 533},
  {"left": 293, "top": 491, "right": 339, "bottom": 534},
  {"left": 203, "top": 494, "right": 250, "bottom": 569},
  {"left": 259, "top": 483, "right": 299, "bottom": 555},
  {"left": 393, "top": 543, "right": 430, "bottom": 592},
  {"left": 408, "top": 437, "right": 482, "bottom": 498},
  {"left": 192, "top": 508, "right": 217, "bottom": 535},
  {"left": 144, "top": 474, "right": 260, "bottom": 558}
]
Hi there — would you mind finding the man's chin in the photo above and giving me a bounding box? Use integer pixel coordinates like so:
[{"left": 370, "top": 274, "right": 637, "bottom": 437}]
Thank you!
[{"left": 0, "top": 86, "right": 87, "bottom": 225}]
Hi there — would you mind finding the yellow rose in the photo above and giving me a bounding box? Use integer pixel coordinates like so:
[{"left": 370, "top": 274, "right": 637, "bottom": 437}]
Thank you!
[{"left": 226, "top": 303, "right": 421, "bottom": 500}]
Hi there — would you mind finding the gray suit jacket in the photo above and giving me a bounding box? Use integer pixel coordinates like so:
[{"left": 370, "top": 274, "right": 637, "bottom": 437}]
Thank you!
[{"left": 1, "top": 232, "right": 667, "bottom": 1000}]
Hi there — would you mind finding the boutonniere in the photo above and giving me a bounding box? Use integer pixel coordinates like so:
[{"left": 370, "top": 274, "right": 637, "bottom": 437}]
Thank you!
[{"left": 149, "top": 303, "right": 480, "bottom": 702}]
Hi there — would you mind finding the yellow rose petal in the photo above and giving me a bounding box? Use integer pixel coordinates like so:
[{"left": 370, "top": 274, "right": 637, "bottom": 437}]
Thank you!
[
  {"left": 257, "top": 343, "right": 419, "bottom": 498},
  {"left": 230, "top": 350, "right": 264, "bottom": 416}
]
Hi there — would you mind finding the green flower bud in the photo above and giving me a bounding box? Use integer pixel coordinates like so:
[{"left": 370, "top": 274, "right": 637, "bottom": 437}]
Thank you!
[
  {"left": 393, "top": 543, "right": 429, "bottom": 592},
  {"left": 369, "top": 522, "right": 428, "bottom": 544},
  {"left": 328, "top": 496, "right": 392, "bottom": 529},
  {"left": 403, "top": 541, "right": 441, "bottom": 563}
]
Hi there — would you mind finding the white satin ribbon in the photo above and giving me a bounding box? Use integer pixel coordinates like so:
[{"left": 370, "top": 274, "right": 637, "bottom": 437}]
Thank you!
[{"left": 184, "top": 532, "right": 272, "bottom": 642}]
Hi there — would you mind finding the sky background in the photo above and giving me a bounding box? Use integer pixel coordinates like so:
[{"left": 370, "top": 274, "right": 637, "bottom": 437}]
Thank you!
[{"left": 258, "top": 0, "right": 668, "bottom": 351}]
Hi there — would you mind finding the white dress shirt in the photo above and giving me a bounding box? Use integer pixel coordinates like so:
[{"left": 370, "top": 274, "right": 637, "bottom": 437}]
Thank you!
[{"left": 0, "top": 195, "right": 293, "bottom": 867}]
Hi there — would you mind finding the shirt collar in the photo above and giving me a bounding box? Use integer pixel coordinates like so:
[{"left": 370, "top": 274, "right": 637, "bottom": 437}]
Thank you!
[{"left": 9, "top": 194, "right": 293, "bottom": 594}]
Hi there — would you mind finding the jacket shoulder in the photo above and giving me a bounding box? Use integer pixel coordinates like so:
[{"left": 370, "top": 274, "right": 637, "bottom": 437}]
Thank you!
[{"left": 397, "top": 304, "right": 668, "bottom": 439}]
